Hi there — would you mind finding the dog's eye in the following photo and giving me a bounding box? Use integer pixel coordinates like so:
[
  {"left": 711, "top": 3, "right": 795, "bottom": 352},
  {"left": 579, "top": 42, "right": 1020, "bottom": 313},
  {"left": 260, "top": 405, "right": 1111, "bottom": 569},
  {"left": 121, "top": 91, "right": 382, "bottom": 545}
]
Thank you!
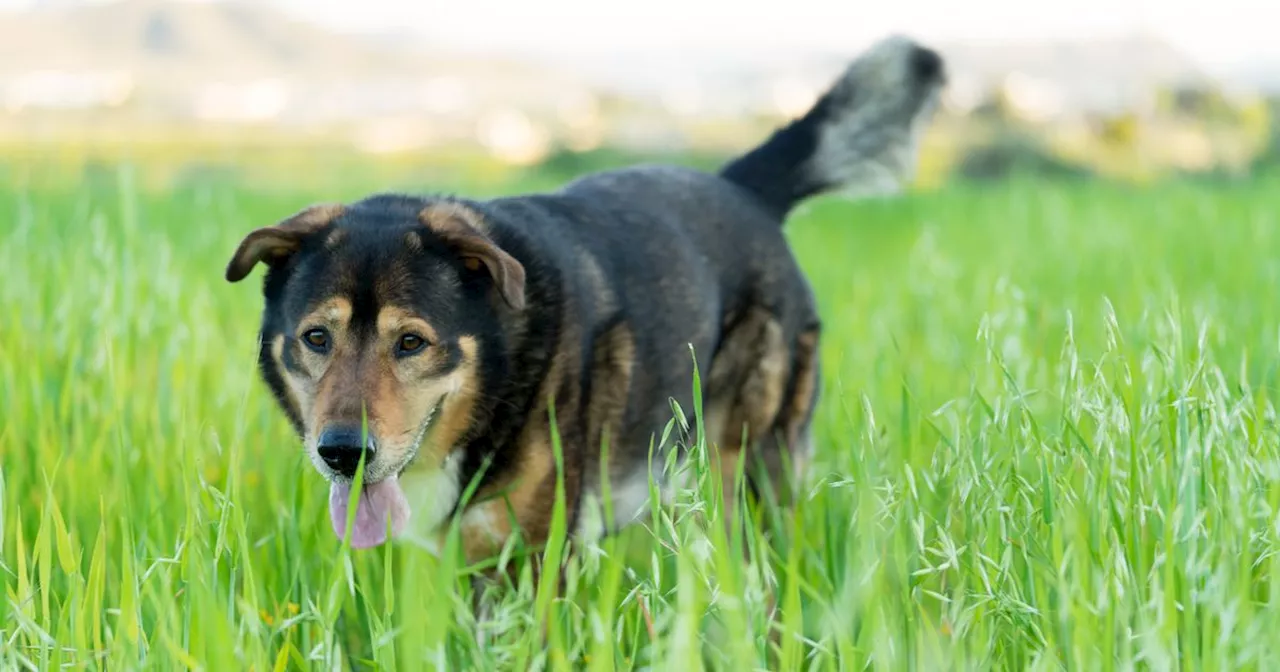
[
  {"left": 302, "top": 328, "right": 330, "bottom": 353},
  {"left": 397, "top": 333, "right": 427, "bottom": 356}
]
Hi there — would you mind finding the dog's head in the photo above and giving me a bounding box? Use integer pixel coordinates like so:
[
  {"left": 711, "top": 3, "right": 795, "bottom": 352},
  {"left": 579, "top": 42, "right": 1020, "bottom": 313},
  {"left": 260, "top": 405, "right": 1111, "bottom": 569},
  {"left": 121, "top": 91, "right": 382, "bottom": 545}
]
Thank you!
[{"left": 226, "top": 195, "right": 523, "bottom": 547}]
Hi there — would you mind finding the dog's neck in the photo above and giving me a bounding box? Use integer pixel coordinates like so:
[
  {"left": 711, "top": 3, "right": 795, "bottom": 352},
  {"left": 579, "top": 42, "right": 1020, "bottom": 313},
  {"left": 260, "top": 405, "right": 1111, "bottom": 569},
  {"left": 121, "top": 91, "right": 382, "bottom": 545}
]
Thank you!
[
  {"left": 397, "top": 449, "right": 463, "bottom": 554},
  {"left": 454, "top": 216, "right": 564, "bottom": 513}
]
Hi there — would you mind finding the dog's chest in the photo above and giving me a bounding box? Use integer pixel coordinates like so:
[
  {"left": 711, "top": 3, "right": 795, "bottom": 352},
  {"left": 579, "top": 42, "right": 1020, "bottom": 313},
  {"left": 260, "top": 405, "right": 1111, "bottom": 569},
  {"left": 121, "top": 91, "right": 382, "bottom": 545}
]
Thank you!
[{"left": 396, "top": 453, "right": 462, "bottom": 555}]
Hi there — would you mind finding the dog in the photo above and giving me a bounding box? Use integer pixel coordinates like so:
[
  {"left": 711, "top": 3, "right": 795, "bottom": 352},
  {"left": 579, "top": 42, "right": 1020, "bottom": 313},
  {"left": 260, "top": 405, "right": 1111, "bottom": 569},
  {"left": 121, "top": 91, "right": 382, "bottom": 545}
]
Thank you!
[{"left": 225, "top": 36, "right": 944, "bottom": 563}]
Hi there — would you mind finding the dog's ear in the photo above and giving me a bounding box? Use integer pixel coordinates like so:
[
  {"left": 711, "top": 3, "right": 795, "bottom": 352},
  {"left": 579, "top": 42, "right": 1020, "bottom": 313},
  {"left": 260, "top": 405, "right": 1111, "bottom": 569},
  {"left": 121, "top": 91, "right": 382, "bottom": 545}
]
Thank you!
[
  {"left": 419, "top": 203, "right": 526, "bottom": 310},
  {"left": 225, "top": 204, "right": 345, "bottom": 283}
]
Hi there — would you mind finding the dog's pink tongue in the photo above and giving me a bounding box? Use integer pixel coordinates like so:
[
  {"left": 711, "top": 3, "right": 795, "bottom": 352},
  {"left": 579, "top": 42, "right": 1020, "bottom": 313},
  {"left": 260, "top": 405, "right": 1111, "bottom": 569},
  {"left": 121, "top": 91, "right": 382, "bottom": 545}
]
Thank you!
[{"left": 329, "top": 477, "right": 409, "bottom": 548}]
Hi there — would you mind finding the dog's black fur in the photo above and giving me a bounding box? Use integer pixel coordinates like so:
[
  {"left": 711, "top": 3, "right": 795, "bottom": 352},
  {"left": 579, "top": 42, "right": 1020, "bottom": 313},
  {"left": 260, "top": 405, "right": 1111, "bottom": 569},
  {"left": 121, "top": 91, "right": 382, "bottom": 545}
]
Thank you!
[{"left": 226, "top": 36, "right": 945, "bottom": 558}]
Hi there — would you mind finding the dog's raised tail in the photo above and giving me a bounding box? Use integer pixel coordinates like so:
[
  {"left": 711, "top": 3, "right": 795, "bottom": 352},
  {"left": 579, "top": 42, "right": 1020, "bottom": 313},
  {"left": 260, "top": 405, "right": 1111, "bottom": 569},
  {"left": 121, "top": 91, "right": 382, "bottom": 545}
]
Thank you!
[{"left": 719, "top": 36, "right": 946, "bottom": 218}]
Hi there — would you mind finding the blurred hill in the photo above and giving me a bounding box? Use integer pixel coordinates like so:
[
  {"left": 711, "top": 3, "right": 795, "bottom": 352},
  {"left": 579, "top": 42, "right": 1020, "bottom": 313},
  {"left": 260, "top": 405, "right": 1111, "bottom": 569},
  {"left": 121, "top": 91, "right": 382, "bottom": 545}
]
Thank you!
[
  {"left": 937, "top": 34, "right": 1209, "bottom": 113},
  {"left": 0, "top": 0, "right": 598, "bottom": 160},
  {"left": 0, "top": 0, "right": 1274, "bottom": 183},
  {"left": 0, "top": 0, "right": 577, "bottom": 81},
  {"left": 0, "top": 1, "right": 1231, "bottom": 116},
  {"left": 1230, "top": 61, "right": 1280, "bottom": 94},
  {"left": 0, "top": 0, "right": 406, "bottom": 77}
]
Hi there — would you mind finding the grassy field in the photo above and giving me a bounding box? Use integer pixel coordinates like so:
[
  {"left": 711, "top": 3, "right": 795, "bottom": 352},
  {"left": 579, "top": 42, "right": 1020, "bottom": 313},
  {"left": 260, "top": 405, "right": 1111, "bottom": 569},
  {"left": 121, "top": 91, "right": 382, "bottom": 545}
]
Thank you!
[{"left": 2, "top": 159, "right": 1280, "bottom": 670}]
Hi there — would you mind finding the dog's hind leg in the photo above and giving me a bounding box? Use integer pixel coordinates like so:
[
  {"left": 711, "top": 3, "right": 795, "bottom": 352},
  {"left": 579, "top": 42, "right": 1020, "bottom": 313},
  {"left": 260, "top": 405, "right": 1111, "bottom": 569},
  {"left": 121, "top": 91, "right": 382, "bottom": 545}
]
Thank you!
[
  {"left": 755, "top": 326, "right": 821, "bottom": 507},
  {"left": 703, "top": 308, "right": 791, "bottom": 531}
]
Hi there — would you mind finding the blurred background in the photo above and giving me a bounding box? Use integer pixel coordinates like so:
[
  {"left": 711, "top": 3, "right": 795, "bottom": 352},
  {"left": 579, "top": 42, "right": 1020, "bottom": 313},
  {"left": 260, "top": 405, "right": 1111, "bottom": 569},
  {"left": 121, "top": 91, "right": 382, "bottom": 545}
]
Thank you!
[{"left": 0, "top": 0, "right": 1275, "bottom": 190}]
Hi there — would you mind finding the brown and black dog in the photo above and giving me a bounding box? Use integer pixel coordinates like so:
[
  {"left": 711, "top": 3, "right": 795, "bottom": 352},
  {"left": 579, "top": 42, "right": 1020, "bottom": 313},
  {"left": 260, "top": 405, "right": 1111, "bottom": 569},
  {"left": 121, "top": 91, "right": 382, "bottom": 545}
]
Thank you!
[{"left": 225, "top": 37, "right": 944, "bottom": 561}]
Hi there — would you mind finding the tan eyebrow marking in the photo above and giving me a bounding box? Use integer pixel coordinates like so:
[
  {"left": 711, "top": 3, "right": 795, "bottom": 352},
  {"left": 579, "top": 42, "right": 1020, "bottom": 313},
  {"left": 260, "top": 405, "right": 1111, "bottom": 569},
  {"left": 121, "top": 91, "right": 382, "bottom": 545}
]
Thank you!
[
  {"left": 298, "top": 297, "right": 352, "bottom": 333},
  {"left": 376, "top": 305, "right": 438, "bottom": 343}
]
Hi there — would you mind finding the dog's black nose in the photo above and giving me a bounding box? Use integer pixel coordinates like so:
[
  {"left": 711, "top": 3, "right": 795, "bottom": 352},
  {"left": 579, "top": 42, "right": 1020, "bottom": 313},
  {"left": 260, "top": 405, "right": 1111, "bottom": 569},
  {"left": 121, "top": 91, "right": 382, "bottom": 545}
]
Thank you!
[
  {"left": 316, "top": 426, "right": 376, "bottom": 478},
  {"left": 910, "top": 45, "right": 944, "bottom": 83}
]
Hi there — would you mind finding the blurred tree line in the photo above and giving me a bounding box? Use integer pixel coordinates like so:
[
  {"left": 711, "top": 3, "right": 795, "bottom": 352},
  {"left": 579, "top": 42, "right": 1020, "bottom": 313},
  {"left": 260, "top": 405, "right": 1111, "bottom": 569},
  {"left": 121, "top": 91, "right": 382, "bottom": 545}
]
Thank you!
[{"left": 919, "top": 79, "right": 1276, "bottom": 186}]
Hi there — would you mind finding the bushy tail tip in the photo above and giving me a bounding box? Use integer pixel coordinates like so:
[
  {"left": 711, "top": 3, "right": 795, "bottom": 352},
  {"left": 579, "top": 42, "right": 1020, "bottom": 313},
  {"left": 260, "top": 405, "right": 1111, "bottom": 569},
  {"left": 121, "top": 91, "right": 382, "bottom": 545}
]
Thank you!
[{"left": 720, "top": 35, "right": 946, "bottom": 218}]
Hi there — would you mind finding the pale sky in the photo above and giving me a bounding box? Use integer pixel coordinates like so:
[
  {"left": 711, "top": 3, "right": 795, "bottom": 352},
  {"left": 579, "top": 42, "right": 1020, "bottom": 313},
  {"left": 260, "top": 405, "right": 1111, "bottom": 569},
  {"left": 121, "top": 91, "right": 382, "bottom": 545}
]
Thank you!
[
  {"left": 274, "top": 0, "right": 1274, "bottom": 72},
  {"left": 2, "top": 0, "right": 1273, "bottom": 73}
]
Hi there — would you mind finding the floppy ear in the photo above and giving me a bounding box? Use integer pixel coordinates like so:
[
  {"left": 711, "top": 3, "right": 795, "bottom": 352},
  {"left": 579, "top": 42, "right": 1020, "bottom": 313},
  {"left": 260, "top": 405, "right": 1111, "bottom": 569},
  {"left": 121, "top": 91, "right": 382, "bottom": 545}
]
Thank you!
[
  {"left": 419, "top": 203, "right": 526, "bottom": 310},
  {"left": 225, "top": 204, "right": 345, "bottom": 283}
]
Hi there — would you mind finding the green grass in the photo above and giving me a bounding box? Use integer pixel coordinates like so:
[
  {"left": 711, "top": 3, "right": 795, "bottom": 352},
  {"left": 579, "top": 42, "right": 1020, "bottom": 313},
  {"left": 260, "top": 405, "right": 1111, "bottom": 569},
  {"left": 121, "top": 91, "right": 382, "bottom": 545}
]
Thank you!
[{"left": 2, "top": 162, "right": 1280, "bottom": 670}]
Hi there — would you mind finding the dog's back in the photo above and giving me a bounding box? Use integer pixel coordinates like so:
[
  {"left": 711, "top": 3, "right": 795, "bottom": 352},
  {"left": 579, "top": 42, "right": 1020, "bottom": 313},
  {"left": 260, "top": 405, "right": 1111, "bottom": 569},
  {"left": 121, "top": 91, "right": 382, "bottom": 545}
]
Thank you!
[
  {"left": 518, "top": 34, "right": 946, "bottom": 332},
  {"left": 468, "top": 36, "right": 946, "bottom": 536}
]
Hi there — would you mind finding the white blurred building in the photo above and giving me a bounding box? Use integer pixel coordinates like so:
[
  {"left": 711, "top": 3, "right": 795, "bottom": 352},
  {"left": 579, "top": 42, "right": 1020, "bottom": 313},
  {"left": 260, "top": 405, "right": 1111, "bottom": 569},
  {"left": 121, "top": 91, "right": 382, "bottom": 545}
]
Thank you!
[{"left": 2, "top": 70, "right": 133, "bottom": 111}]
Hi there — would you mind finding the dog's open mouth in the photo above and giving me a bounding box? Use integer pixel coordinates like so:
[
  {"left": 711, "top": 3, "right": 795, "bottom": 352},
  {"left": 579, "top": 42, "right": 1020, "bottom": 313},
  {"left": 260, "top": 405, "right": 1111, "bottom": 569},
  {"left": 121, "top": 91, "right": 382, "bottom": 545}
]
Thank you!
[
  {"left": 328, "top": 477, "right": 409, "bottom": 549},
  {"left": 327, "top": 400, "right": 445, "bottom": 548}
]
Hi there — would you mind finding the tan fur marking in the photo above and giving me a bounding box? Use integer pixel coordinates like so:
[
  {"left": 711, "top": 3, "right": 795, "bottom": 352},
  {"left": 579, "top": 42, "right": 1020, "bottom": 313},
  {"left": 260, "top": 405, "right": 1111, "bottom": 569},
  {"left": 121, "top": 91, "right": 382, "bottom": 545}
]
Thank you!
[
  {"left": 367, "top": 356, "right": 407, "bottom": 445},
  {"left": 420, "top": 200, "right": 489, "bottom": 235},
  {"left": 270, "top": 334, "right": 305, "bottom": 423},
  {"left": 383, "top": 368, "right": 473, "bottom": 482},
  {"left": 783, "top": 329, "right": 820, "bottom": 478},
  {"left": 376, "top": 305, "right": 439, "bottom": 346},
  {"left": 418, "top": 202, "right": 526, "bottom": 310},
  {"left": 298, "top": 297, "right": 352, "bottom": 331},
  {"left": 375, "top": 327, "right": 476, "bottom": 472},
  {"left": 458, "top": 301, "right": 581, "bottom": 559},
  {"left": 735, "top": 318, "right": 789, "bottom": 441},
  {"left": 703, "top": 308, "right": 793, "bottom": 523},
  {"left": 290, "top": 297, "right": 353, "bottom": 387},
  {"left": 508, "top": 432, "right": 557, "bottom": 533},
  {"left": 325, "top": 228, "right": 346, "bottom": 249},
  {"left": 225, "top": 203, "right": 345, "bottom": 282},
  {"left": 291, "top": 203, "right": 346, "bottom": 228},
  {"left": 706, "top": 308, "right": 789, "bottom": 451},
  {"left": 282, "top": 298, "right": 355, "bottom": 440},
  {"left": 586, "top": 322, "right": 634, "bottom": 455},
  {"left": 444, "top": 434, "right": 556, "bottom": 564},
  {"left": 714, "top": 444, "right": 746, "bottom": 531},
  {"left": 575, "top": 248, "right": 616, "bottom": 314},
  {"left": 310, "top": 350, "right": 359, "bottom": 436},
  {"left": 422, "top": 337, "right": 480, "bottom": 463}
]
